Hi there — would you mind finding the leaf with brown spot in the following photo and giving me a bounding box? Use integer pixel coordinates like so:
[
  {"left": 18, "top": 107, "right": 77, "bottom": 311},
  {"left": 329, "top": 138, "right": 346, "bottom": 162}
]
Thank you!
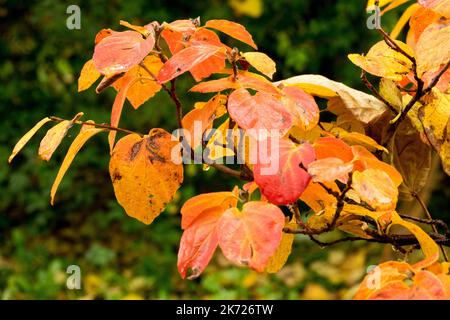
[
  {"left": 109, "top": 128, "right": 183, "bottom": 225},
  {"left": 348, "top": 40, "right": 414, "bottom": 81}
]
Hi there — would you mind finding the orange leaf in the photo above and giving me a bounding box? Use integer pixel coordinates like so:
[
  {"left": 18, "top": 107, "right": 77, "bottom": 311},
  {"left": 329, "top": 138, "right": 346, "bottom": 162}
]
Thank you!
[
  {"left": 109, "top": 128, "right": 183, "bottom": 225},
  {"left": 228, "top": 88, "right": 292, "bottom": 139},
  {"left": 78, "top": 59, "right": 101, "bottom": 92},
  {"left": 157, "top": 44, "right": 226, "bottom": 83},
  {"left": 218, "top": 201, "right": 285, "bottom": 271},
  {"left": 205, "top": 19, "right": 257, "bottom": 49},
  {"left": 112, "top": 55, "right": 163, "bottom": 109},
  {"left": 181, "top": 95, "right": 223, "bottom": 150},
  {"left": 418, "top": 0, "right": 450, "bottom": 18},
  {"left": 190, "top": 71, "right": 280, "bottom": 95},
  {"left": 253, "top": 137, "right": 315, "bottom": 205},
  {"left": 351, "top": 145, "right": 403, "bottom": 186},
  {"left": 313, "top": 137, "right": 354, "bottom": 163}
]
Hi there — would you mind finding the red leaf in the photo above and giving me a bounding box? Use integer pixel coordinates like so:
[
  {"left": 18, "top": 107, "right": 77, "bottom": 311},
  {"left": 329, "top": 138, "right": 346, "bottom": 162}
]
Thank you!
[
  {"left": 253, "top": 137, "right": 315, "bottom": 205},
  {"left": 205, "top": 19, "right": 257, "bottom": 49},
  {"left": 157, "top": 44, "right": 225, "bottom": 83},
  {"left": 178, "top": 191, "right": 238, "bottom": 279},
  {"left": 93, "top": 31, "right": 155, "bottom": 76},
  {"left": 218, "top": 201, "right": 285, "bottom": 272},
  {"left": 228, "top": 88, "right": 292, "bottom": 139}
]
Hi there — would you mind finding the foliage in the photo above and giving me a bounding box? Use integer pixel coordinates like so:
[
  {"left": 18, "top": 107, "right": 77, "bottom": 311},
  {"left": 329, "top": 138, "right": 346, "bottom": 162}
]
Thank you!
[{"left": 3, "top": 0, "right": 450, "bottom": 299}]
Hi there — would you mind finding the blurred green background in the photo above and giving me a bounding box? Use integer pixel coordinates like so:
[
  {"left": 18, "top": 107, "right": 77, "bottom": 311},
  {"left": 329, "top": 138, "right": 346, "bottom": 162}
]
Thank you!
[{"left": 1, "top": 0, "right": 448, "bottom": 299}]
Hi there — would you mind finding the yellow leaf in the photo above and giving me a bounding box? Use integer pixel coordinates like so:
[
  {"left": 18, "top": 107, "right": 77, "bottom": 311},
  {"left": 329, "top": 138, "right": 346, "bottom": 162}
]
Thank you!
[
  {"left": 242, "top": 52, "right": 276, "bottom": 79},
  {"left": 352, "top": 169, "right": 398, "bottom": 210},
  {"left": 78, "top": 59, "right": 101, "bottom": 92},
  {"left": 205, "top": 119, "right": 236, "bottom": 162},
  {"left": 416, "top": 20, "right": 450, "bottom": 77},
  {"left": 38, "top": 120, "right": 74, "bottom": 161},
  {"left": 379, "top": 78, "right": 403, "bottom": 111},
  {"left": 109, "top": 128, "right": 183, "bottom": 225},
  {"left": 8, "top": 117, "right": 51, "bottom": 163},
  {"left": 330, "top": 127, "right": 388, "bottom": 153},
  {"left": 228, "top": 0, "right": 263, "bottom": 18},
  {"left": 50, "top": 122, "right": 106, "bottom": 205},
  {"left": 366, "top": 0, "right": 394, "bottom": 11},
  {"left": 348, "top": 40, "right": 414, "bottom": 81},
  {"left": 390, "top": 211, "right": 440, "bottom": 269},
  {"left": 265, "top": 219, "right": 295, "bottom": 273}
]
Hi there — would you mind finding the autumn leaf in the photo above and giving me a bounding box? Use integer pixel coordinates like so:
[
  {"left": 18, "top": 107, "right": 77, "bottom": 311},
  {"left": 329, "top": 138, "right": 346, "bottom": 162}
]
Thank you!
[
  {"left": 178, "top": 190, "right": 238, "bottom": 279},
  {"left": 313, "top": 137, "right": 354, "bottom": 163},
  {"left": 282, "top": 86, "right": 319, "bottom": 131},
  {"left": 228, "top": 88, "right": 292, "bottom": 139},
  {"left": 348, "top": 40, "right": 414, "bottom": 81},
  {"left": 409, "top": 5, "right": 441, "bottom": 43},
  {"left": 181, "top": 94, "right": 223, "bottom": 150},
  {"left": 190, "top": 70, "right": 280, "bottom": 95},
  {"left": 242, "top": 52, "right": 276, "bottom": 79},
  {"left": 352, "top": 169, "right": 398, "bottom": 210},
  {"left": 8, "top": 117, "right": 51, "bottom": 163},
  {"left": 415, "top": 20, "right": 450, "bottom": 77},
  {"left": 278, "top": 74, "right": 387, "bottom": 123},
  {"left": 178, "top": 206, "right": 223, "bottom": 279},
  {"left": 204, "top": 119, "right": 236, "bottom": 162},
  {"left": 157, "top": 44, "right": 226, "bottom": 83},
  {"left": 392, "top": 119, "right": 431, "bottom": 200},
  {"left": 418, "top": 89, "right": 450, "bottom": 175},
  {"left": 78, "top": 59, "right": 101, "bottom": 92},
  {"left": 307, "top": 157, "right": 353, "bottom": 184},
  {"left": 109, "top": 128, "right": 183, "bottom": 225},
  {"left": 300, "top": 181, "right": 338, "bottom": 212},
  {"left": 418, "top": 0, "right": 450, "bottom": 18},
  {"left": 265, "top": 218, "right": 295, "bottom": 273},
  {"left": 352, "top": 145, "right": 403, "bottom": 186},
  {"left": 180, "top": 190, "right": 238, "bottom": 229},
  {"left": 38, "top": 113, "right": 82, "bottom": 161},
  {"left": 50, "top": 122, "right": 106, "bottom": 205},
  {"left": 218, "top": 201, "right": 285, "bottom": 271},
  {"left": 205, "top": 19, "right": 257, "bottom": 49},
  {"left": 93, "top": 30, "right": 155, "bottom": 76},
  {"left": 112, "top": 55, "right": 163, "bottom": 109},
  {"left": 390, "top": 3, "right": 420, "bottom": 39},
  {"left": 253, "top": 137, "right": 315, "bottom": 205},
  {"left": 94, "top": 28, "right": 114, "bottom": 44}
]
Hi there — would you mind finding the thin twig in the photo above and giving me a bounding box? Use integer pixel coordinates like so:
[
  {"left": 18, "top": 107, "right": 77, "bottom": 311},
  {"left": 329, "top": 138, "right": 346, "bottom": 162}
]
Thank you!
[{"left": 49, "top": 116, "right": 144, "bottom": 137}]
